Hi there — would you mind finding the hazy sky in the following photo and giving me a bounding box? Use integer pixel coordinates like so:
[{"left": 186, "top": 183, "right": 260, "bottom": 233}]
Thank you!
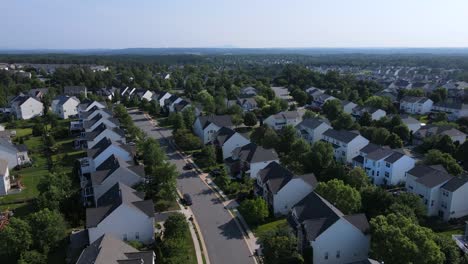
[{"left": 2, "top": 0, "right": 468, "bottom": 49}]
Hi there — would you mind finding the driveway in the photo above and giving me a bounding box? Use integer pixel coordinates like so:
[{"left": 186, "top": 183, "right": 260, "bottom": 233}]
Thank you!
[{"left": 129, "top": 110, "right": 255, "bottom": 264}]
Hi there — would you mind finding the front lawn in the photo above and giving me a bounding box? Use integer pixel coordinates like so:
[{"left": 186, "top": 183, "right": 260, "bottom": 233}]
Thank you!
[{"left": 253, "top": 218, "right": 288, "bottom": 238}]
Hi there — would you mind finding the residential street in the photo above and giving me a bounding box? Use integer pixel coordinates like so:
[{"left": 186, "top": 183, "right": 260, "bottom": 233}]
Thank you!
[{"left": 129, "top": 109, "right": 255, "bottom": 264}]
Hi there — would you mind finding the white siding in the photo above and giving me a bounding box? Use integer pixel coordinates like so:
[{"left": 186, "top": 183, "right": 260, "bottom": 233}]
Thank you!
[
  {"left": 249, "top": 160, "right": 279, "bottom": 179},
  {"left": 0, "top": 167, "right": 10, "bottom": 195},
  {"left": 221, "top": 134, "right": 250, "bottom": 160},
  {"left": 273, "top": 179, "right": 313, "bottom": 215}
]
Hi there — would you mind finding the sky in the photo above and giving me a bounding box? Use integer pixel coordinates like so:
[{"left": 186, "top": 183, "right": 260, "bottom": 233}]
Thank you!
[{"left": 1, "top": 0, "right": 468, "bottom": 49}]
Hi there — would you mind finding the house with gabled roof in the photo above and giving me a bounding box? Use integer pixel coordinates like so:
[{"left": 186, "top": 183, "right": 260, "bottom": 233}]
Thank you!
[
  {"left": 85, "top": 124, "right": 126, "bottom": 149},
  {"left": 257, "top": 162, "right": 317, "bottom": 215},
  {"left": 135, "top": 89, "right": 153, "bottom": 102},
  {"left": 312, "top": 93, "right": 337, "bottom": 108},
  {"left": 432, "top": 101, "right": 468, "bottom": 121},
  {"left": 226, "top": 142, "right": 279, "bottom": 179},
  {"left": 78, "top": 100, "right": 106, "bottom": 114},
  {"left": 0, "top": 138, "right": 30, "bottom": 169},
  {"left": 341, "top": 100, "right": 358, "bottom": 114},
  {"left": 64, "top": 86, "right": 88, "bottom": 97},
  {"left": 353, "top": 143, "right": 415, "bottom": 186},
  {"left": 400, "top": 96, "right": 433, "bottom": 114},
  {"left": 352, "top": 106, "right": 386, "bottom": 121},
  {"left": 10, "top": 95, "right": 44, "bottom": 120},
  {"left": 290, "top": 192, "right": 370, "bottom": 264},
  {"left": 51, "top": 95, "right": 80, "bottom": 119},
  {"left": 213, "top": 127, "right": 250, "bottom": 160},
  {"left": 28, "top": 88, "right": 49, "bottom": 99},
  {"left": 295, "top": 118, "right": 332, "bottom": 144},
  {"left": 413, "top": 124, "right": 466, "bottom": 145},
  {"left": 86, "top": 182, "right": 155, "bottom": 244},
  {"left": 439, "top": 175, "right": 468, "bottom": 221},
  {"left": 398, "top": 114, "right": 421, "bottom": 133},
  {"left": 264, "top": 111, "right": 302, "bottom": 130},
  {"left": 154, "top": 91, "right": 172, "bottom": 107},
  {"left": 240, "top": 86, "right": 257, "bottom": 98},
  {"left": 322, "top": 129, "right": 369, "bottom": 163},
  {"left": 76, "top": 234, "right": 155, "bottom": 264},
  {"left": 193, "top": 115, "right": 234, "bottom": 144},
  {"left": 80, "top": 107, "right": 113, "bottom": 122},
  {"left": 83, "top": 113, "right": 120, "bottom": 133},
  {"left": 0, "top": 159, "right": 11, "bottom": 196}
]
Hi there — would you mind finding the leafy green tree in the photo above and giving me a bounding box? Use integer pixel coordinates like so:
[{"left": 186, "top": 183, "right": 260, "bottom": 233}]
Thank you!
[
  {"left": 303, "top": 110, "right": 317, "bottom": 119},
  {"left": 173, "top": 129, "right": 202, "bottom": 151},
  {"left": 386, "top": 133, "right": 404, "bottom": 148},
  {"left": 243, "top": 111, "right": 258, "bottom": 127},
  {"left": 196, "top": 90, "right": 216, "bottom": 113},
  {"left": 359, "top": 112, "right": 372, "bottom": 127},
  {"left": 370, "top": 214, "right": 444, "bottom": 264},
  {"left": 198, "top": 145, "right": 217, "bottom": 168},
  {"left": 260, "top": 229, "right": 304, "bottom": 264},
  {"left": 238, "top": 197, "right": 269, "bottom": 225},
  {"left": 277, "top": 125, "right": 298, "bottom": 154},
  {"left": 304, "top": 141, "right": 335, "bottom": 175},
  {"left": 0, "top": 218, "right": 32, "bottom": 257},
  {"left": 424, "top": 149, "right": 463, "bottom": 175},
  {"left": 164, "top": 213, "right": 189, "bottom": 239},
  {"left": 455, "top": 140, "right": 468, "bottom": 169},
  {"left": 389, "top": 192, "right": 428, "bottom": 222},
  {"left": 365, "top": 96, "right": 393, "bottom": 112},
  {"left": 434, "top": 112, "right": 448, "bottom": 122},
  {"left": 172, "top": 112, "right": 186, "bottom": 131},
  {"left": 322, "top": 99, "right": 342, "bottom": 121},
  {"left": 315, "top": 179, "right": 361, "bottom": 214},
  {"left": 345, "top": 167, "right": 370, "bottom": 191},
  {"left": 232, "top": 114, "right": 244, "bottom": 127},
  {"left": 434, "top": 135, "right": 456, "bottom": 154},
  {"left": 18, "top": 250, "right": 47, "bottom": 264},
  {"left": 291, "top": 89, "right": 308, "bottom": 106},
  {"left": 332, "top": 112, "right": 356, "bottom": 130},
  {"left": 181, "top": 107, "right": 196, "bottom": 128},
  {"left": 360, "top": 186, "right": 395, "bottom": 219},
  {"left": 28, "top": 209, "right": 67, "bottom": 253},
  {"left": 36, "top": 172, "right": 73, "bottom": 211},
  {"left": 262, "top": 127, "right": 280, "bottom": 149},
  {"left": 392, "top": 124, "right": 410, "bottom": 142}
]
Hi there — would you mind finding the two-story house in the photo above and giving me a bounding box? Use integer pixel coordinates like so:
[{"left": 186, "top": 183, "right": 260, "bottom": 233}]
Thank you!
[
  {"left": 83, "top": 114, "right": 120, "bottom": 133},
  {"left": 86, "top": 182, "right": 155, "bottom": 244},
  {"left": 295, "top": 118, "right": 332, "bottom": 144},
  {"left": 226, "top": 142, "right": 279, "bottom": 179},
  {"left": 264, "top": 111, "right": 302, "bottom": 130},
  {"left": 400, "top": 96, "right": 433, "bottom": 114},
  {"left": 351, "top": 106, "right": 386, "bottom": 121},
  {"left": 257, "top": 162, "right": 317, "bottom": 215},
  {"left": 322, "top": 129, "right": 370, "bottom": 163},
  {"left": 432, "top": 101, "right": 468, "bottom": 121},
  {"left": 353, "top": 143, "right": 415, "bottom": 186},
  {"left": 85, "top": 124, "right": 126, "bottom": 149},
  {"left": 439, "top": 175, "right": 468, "bottom": 221},
  {"left": 193, "top": 115, "right": 234, "bottom": 144},
  {"left": 340, "top": 100, "right": 358, "bottom": 114},
  {"left": 213, "top": 127, "right": 250, "bottom": 160},
  {"left": 413, "top": 125, "right": 466, "bottom": 145},
  {"left": 0, "top": 159, "right": 11, "bottom": 196},
  {"left": 51, "top": 95, "right": 80, "bottom": 119},
  {"left": 78, "top": 100, "right": 106, "bottom": 114},
  {"left": 0, "top": 138, "right": 30, "bottom": 169},
  {"left": 10, "top": 95, "right": 44, "bottom": 120}
]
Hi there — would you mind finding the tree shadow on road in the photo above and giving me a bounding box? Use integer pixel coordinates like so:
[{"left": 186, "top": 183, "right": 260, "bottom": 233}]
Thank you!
[{"left": 218, "top": 218, "right": 245, "bottom": 240}]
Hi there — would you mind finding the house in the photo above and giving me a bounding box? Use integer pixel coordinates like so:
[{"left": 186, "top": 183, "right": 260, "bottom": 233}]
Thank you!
[
  {"left": 193, "top": 115, "right": 234, "bottom": 144},
  {"left": 0, "top": 159, "right": 10, "bottom": 196},
  {"left": 257, "top": 162, "right": 317, "bottom": 215},
  {"left": 86, "top": 182, "right": 155, "bottom": 244},
  {"left": 90, "top": 154, "right": 145, "bottom": 204},
  {"left": 236, "top": 98, "right": 258, "bottom": 112},
  {"left": 264, "top": 111, "right": 302, "bottom": 130},
  {"left": 0, "top": 138, "right": 30, "bottom": 169},
  {"left": 85, "top": 124, "right": 126, "bottom": 149},
  {"left": 399, "top": 114, "right": 421, "bottom": 133},
  {"left": 312, "top": 94, "right": 337, "bottom": 108},
  {"left": 83, "top": 114, "right": 120, "bottom": 132},
  {"left": 95, "top": 87, "right": 118, "bottom": 101},
  {"left": 432, "top": 101, "right": 468, "bottom": 121},
  {"left": 80, "top": 107, "right": 113, "bottom": 122},
  {"left": 413, "top": 125, "right": 466, "bottom": 145},
  {"left": 353, "top": 143, "right": 415, "bottom": 186},
  {"left": 10, "top": 95, "right": 44, "bottom": 120},
  {"left": 76, "top": 234, "right": 155, "bottom": 264},
  {"left": 28, "top": 88, "right": 49, "bottom": 99},
  {"left": 78, "top": 100, "right": 106, "bottom": 114},
  {"left": 375, "top": 89, "right": 398, "bottom": 103},
  {"left": 167, "top": 96, "right": 183, "bottom": 113},
  {"left": 136, "top": 89, "right": 153, "bottom": 102},
  {"left": 290, "top": 192, "right": 370, "bottom": 264},
  {"left": 155, "top": 92, "right": 172, "bottom": 107},
  {"left": 295, "top": 118, "right": 332, "bottom": 144},
  {"left": 80, "top": 137, "right": 136, "bottom": 175},
  {"left": 271, "top": 87, "right": 293, "bottom": 103},
  {"left": 389, "top": 79, "right": 411, "bottom": 90},
  {"left": 240, "top": 86, "right": 257, "bottom": 98},
  {"left": 405, "top": 165, "right": 468, "bottom": 221},
  {"left": 226, "top": 143, "right": 279, "bottom": 179},
  {"left": 51, "top": 95, "right": 80, "bottom": 119},
  {"left": 341, "top": 100, "right": 358, "bottom": 114},
  {"left": 305, "top": 87, "right": 324, "bottom": 99},
  {"left": 400, "top": 96, "right": 433, "bottom": 114},
  {"left": 64, "top": 86, "right": 88, "bottom": 97},
  {"left": 322, "top": 129, "right": 370, "bottom": 163},
  {"left": 352, "top": 106, "right": 386, "bottom": 121},
  {"left": 213, "top": 127, "right": 250, "bottom": 160}
]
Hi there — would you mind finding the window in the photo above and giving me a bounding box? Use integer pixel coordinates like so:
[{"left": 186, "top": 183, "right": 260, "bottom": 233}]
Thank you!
[
  {"left": 336, "top": 250, "right": 341, "bottom": 258},
  {"left": 431, "top": 200, "right": 434, "bottom": 207},
  {"left": 377, "top": 171, "right": 380, "bottom": 176},
  {"left": 385, "top": 162, "right": 391, "bottom": 168},
  {"left": 424, "top": 199, "right": 428, "bottom": 205},
  {"left": 123, "top": 234, "right": 128, "bottom": 241},
  {"left": 324, "top": 252, "right": 329, "bottom": 260},
  {"left": 409, "top": 185, "right": 414, "bottom": 190},
  {"left": 385, "top": 172, "right": 389, "bottom": 178},
  {"left": 135, "top": 232, "right": 139, "bottom": 240}
]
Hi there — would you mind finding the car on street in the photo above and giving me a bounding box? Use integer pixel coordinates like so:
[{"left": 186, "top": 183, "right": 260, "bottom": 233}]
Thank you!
[
  {"left": 182, "top": 193, "right": 193, "bottom": 206},
  {"left": 183, "top": 163, "right": 193, "bottom": 170}
]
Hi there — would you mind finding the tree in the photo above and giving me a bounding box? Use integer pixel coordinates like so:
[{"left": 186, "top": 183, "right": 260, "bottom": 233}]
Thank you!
[
  {"left": 243, "top": 111, "right": 258, "bottom": 127},
  {"left": 238, "top": 197, "right": 269, "bottom": 225},
  {"left": 291, "top": 89, "right": 308, "bottom": 106},
  {"left": 304, "top": 141, "right": 335, "bottom": 175},
  {"left": 28, "top": 209, "right": 67, "bottom": 253},
  {"left": 370, "top": 214, "right": 444, "bottom": 264},
  {"left": 424, "top": 149, "right": 463, "bottom": 175},
  {"left": 303, "top": 110, "right": 317, "bottom": 119},
  {"left": 182, "top": 107, "right": 196, "bottom": 128},
  {"left": 434, "top": 235, "right": 462, "bottom": 264},
  {"left": 393, "top": 124, "right": 410, "bottom": 142},
  {"left": 359, "top": 112, "right": 372, "bottom": 127},
  {"left": 196, "top": 90, "right": 215, "bottom": 113},
  {"left": 455, "top": 140, "right": 468, "bottom": 169},
  {"left": 173, "top": 129, "right": 202, "bottom": 151},
  {"left": 386, "top": 133, "right": 403, "bottom": 148},
  {"left": 36, "top": 172, "right": 73, "bottom": 211},
  {"left": 345, "top": 167, "right": 370, "bottom": 191},
  {"left": 0, "top": 218, "right": 32, "bottom": 257},
  {"left": 149, "top": 162, "right": 178, "bottom": 206},
  {"left": 260, "top": 229, "right": 304, "bottom": 264},
  {"left": 232, "top": 114, "right": 244, "bottom": 127},
  {"left": 198, "top": 145, "right": 217, "bottom": 168},
  {"left": 262, "top": 127, "right": 280, "bottom": 149},
  {"left": 140, "top": 138, "right": 166, "bottom": 170},
  {"left": 160, "top": 213, "right": 192, "bottom": 264},
  {"left": 434, "top": 135, "right": 456, "bottom": 154},
  {"left": 164, "top": 213, "right": 189, "bottom": 239},
  {"left": 331, "top": 112, "right": 356, "bottom": 130},
  {"left": 360, "top": 186, "right": 395, "bottom": 219},
  {"left": 387, "top": 193, "right": 427, "bottom": 223},
  {"left": 322, "top": 99, "right": 342, "bottom": 121},
  {"left": 434, "top": 112, "right": 448, "bottom": 122},
  {"left": 315, "top": 179, "right": 361, "bottom": 214},
  {"left": 18, "top": 250, "right": 47, "bottom": 264},
  {"left": 172, "top": 112, "right": 186, "bottom": 131},
  {"left": 277, "top": 125, "right": 298, "bottom": 154},
  {"left": 365, "top": 96, "right": 393, "bottom": 112}
]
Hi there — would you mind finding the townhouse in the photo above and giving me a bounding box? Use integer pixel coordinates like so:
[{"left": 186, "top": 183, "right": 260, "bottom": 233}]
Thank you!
[
  {"left": 353, "top": 143, "right": 415, "bottom": 186},
  {"left": 432, "top": 101, "right": 468, "bottom": 121},
  {"left": 64, "top": 85, "right": 88, "bottom": 97},
  {"left": 51, "top": 95, "right": 80, "bottom": 119},
  {"left": 400, "top": 96, "right": 433, "bottom": 114},
  {"left": 239, "top": 86, "right": 258, "bottom": 98},
  {"left": 193, "top": 115, "right": 234, "bottom": 144},
  {"left": 264, "top": 111, "right": 302, "bottom": 130},
  {"left": 78, "top": 100, "right": 106, "bottom": 114},
  {"left": 85, "top": 124, "right": 126, "bottom": 149},
  {"left": 322, "top": 129, "right": 370, "bottom": 163},
  {"left": 351, "top": 106, "right": 386, "bottom": 121},
  {"left": 413, "top": 125, "right": 466, "bottom": 145},
  {"left": 225, "top": 142, "right": 279, "bottom": 179},
  {"left": 83, "top": 113, "right": 120, "bottom": 133},
  {"left": 0, "top": 159, "right": 10, "bottom": 196},
  {"left": 257, "top": 162, "right": 317, "bottom": 215},
  {"left": 295, "top": 118, "right": 332, "bottom": 144},
  {"left": 341, "top": 100, "right": 358, "bottom": 114},
  {"left": 10, "top": 95, "right": 44, "bottom": 120},
  {"left": 0, "top": 138, "right": 30, "bottom": 169},
  {"left": 290, "top": 192, "right": 371, "bottom": 264},
  {"left": 213, "top": 127, "right": 250, "bottom": 160},
  {"left": 399, "top": 114, "right": 421, "bottom": 133}
]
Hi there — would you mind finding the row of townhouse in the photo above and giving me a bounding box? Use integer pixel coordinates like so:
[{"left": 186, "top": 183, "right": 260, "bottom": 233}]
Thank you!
[
  {"left": 400, "top": 95, "right": 468, "bottom": 120},
  {"left": 0, "top": 137, "right": 30, "bottom": 196},
  {"left": 73, "top": 101, "right": 155, "bottom": 251}
]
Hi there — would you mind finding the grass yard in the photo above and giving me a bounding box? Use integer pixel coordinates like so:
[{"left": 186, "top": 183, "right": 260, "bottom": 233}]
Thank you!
[
  {"left": 437, "top": 228, "right": 464, "bottom": 240},
  {"left": 253, "top": 218, "right": 288, "bottom": 238},
  {"left": 182, "top": 227, "right": 198, "bottom": 264}
]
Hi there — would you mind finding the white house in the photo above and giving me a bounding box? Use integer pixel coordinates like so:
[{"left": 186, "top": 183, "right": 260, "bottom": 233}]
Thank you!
[
  {"left": 86, "top": 182, "right": 155, "bottom": 244},
  {"left": 136, "top": 89, "right": 153, "bottom": 102},
  {"left": 341, "top": 100, "right": 358, "bottom": 114},
  {"left": 214, "top": 127, "right": 250, "bottom": 160},
  {"left": 295, "top": 118, "right": 332, "bottom": 144},
  {"left": 352, "top": 106, "right": 386, "bottom": 121},
  {"left": 155, "top": 92, "right": 172, "bottom": 107},
  {"left": 0, "top": 159, "right": 11, "bottom": 196},
  {"left": 312, "top": 94, "right": 337, "bottom": 108},
  {"left": 168, "top": 97, "right": 184, "bottom": 113},
  {"left": 257, "top": 162, "right": 317, "bottom": 215},
  {"left": 76, "top": 234, "right": 155, "bottom": 264},
  {"left": 83, "top": 114, "right": 120, "bottom": 133},
  {"left": 291, "top": 192, "right": 371, "bottom": 264},
  {"left": 0, "top": 138, "right": 30, "bottom": 169},
  {"left": 10, "top": 95, "right": 44, "bottom": 120},
  {"left": 90, "top": 155, "right": 145, "bottom": 204},
  {"left": 78, "top": 100, "right": 106, "bottom": 114},
  {"left": 439, "top": 175, "right": 468, "bottom": 221},
  {"left": 80, "top": 108, "right": 113, "bottom": 122},
  {"left": 51, "top": 95, "right": 80, "bottom": 119},
  {"left": 264, "top": 111, "right": 302, "bottom": 130},
  {"left": 400, "top": 96, "right": 433, "bottom": 114},
  {"left": 399, "top": 114, "right": 421, "bottom": 133},
  {"left": 432, "top": 102, "right": 468, "bottom": 121},
  {"left": 413, "top": 125, "right": 466, "bottom": 145},
  {"left": 240, "top": 86, "right": 258, "bottom": 97},
  {"left": 321, "top": 129, "right": 370, "bottom": 163},
  {"left": 193, "top": 115, "right": 233, "bottom": 144},
  {"left": 353, "top": 143, "right": 415, "bottom": 186},
  {"left": 85, "top": 124, "right": 126, "bottom": 149},
  {"left": 226, "top": 142, "right": 279, "bottom": 179}
]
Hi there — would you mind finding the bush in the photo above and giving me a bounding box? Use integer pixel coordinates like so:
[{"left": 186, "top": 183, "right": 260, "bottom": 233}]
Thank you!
[
  {"left": 238, "top": 197, "right": 269, "bottom": 226},
  {"left": 173, "top": 129, "right": 202, "bottom": 151}
]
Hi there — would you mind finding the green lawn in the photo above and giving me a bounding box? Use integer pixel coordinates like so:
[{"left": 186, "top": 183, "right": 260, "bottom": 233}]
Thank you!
[
  {"left": 253, "top": 218, "right": 288, "bottom": 238},
  {"left": 437, "top": 228, "right": 464, "bottom": 240},
  {"left": 182, "top": 227, "right": 198, "bottom": 264}
]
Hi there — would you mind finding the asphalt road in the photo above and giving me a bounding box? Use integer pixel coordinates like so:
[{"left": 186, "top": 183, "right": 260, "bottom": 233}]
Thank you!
[{"left": 129, "top": 110, "right": 255, "bottom": 264}]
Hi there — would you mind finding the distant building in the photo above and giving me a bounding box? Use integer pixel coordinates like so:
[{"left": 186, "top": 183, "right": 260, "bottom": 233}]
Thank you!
[
  {"left": 322, "top": 129, "right": 369, "bottom": 163},
  {"left": 264, "top": 111, "right": 302, "bottom": 130},
  {"left": 64, "top": 86, "right": 88, "bottom": 97},
  {"left": 432, "top": 101, "right": 468, "bottom": 121},
  {"left": 193, "top": 115, "right": 234, "bottom": 144},
  {"left": 400, "top": 96, "right": 433, "bottom": 114}
]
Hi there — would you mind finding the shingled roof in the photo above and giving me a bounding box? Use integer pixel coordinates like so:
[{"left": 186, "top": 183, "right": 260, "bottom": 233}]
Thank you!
[
  {"left": 296, "top": 118, "right": 330, "bottom": 130},
  {"left": 323, "top": 129, "right": 361, "bottom": 143},
  {"left": 258, "top": 162, "right": 317, "bottom": 194},
  {"left": 87, "top": 137, "right": 135, "bottom": 160},
  {"left": 407, "top": 165, "right": 452, "bottom": 188},
  {"left": 441, "top": 175, "right": 468, "bottom": 192},
  {"left": 198, "top": 115, "right": 233, "bottom": 129},
  {"left": 232, "top": 143, "right": 278, "bottom": 163},
  {"left": 86, "top": 124, "right": 125, "bottom": 141}
]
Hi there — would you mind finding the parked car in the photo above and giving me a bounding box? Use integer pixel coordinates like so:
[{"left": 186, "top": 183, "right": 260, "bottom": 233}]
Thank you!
[
  {"left": 182, "top": 193, "right": 193, "bottom": 206},
  {"left": 210, "top": 169, "right": 221, "bottom": 176},
  {"left": 183, "top": 163, "right": 193, "bottom": 170}
]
